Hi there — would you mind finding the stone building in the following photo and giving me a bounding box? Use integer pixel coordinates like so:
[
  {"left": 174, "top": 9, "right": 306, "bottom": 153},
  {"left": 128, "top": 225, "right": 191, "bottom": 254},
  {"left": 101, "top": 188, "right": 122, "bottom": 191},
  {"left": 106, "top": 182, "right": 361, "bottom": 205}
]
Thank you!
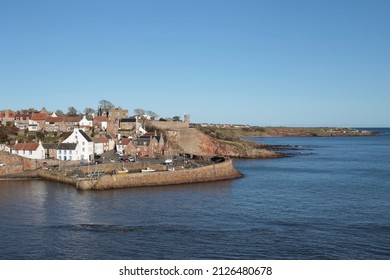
[{"left": 0, "top": 110, "right": 16, "bottom": 126}]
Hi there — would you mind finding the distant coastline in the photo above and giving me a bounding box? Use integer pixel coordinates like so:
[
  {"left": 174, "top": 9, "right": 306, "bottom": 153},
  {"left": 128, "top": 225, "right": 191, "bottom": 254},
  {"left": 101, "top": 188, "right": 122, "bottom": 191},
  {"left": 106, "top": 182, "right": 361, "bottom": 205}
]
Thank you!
[{"left": 195, "top": 125, "right": 375, "bottom": 138}]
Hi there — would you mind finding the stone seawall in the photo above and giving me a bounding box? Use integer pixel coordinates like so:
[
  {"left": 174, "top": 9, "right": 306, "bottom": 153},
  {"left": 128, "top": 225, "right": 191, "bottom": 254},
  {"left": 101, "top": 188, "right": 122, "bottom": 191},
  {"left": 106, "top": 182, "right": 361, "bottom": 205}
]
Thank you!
[
  {"left": 147, "top": 120, "right": 190, "bottom": 130},
  {"left": 37, "top": 159, "right": 241, "bottom": 191}
]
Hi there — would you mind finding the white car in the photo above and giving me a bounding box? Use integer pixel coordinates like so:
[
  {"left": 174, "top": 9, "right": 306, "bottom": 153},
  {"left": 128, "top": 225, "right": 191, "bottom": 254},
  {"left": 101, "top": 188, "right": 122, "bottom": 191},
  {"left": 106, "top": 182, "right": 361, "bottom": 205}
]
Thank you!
[
  {"left": 109, "top": 159, "right": 115, "bottom": 163},
  {"left": 0, "top": 163, "right": 6, "bottom": 167}
]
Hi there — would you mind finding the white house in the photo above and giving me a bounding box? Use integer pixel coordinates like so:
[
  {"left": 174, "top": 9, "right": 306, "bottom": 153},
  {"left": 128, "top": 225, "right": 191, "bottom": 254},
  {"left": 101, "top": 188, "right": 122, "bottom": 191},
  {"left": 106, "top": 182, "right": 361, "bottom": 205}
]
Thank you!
[
  {"left": 60, "top": 128, "right": 94, "bottom": 161},
  {"left": 12, "top": 141, "right": 45, "bottom": 160},
  {"left": 116, "top": 138, "right": 132, "bottom": 155},
  {"left": 79, "top": 115, "right": 93, "bottom": 129},
  {"left": 56, "top": 143, "right": 78, "bottom": 161},
  {"left": 98, "top": 134, "right": 115, "bottom": 152},
  {"left": 28, "top": 119, "right": 39, "bottom": 131},
  {"left": 94, "top": 142, "right": 104, "bottom": 155}
]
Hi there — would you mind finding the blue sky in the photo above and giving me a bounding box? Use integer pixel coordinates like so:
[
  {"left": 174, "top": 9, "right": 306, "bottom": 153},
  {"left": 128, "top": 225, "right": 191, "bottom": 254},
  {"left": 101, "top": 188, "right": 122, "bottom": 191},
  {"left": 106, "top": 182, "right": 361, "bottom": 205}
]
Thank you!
[{"left": 1, "top": 0, "right": 389, "bottom": 127}]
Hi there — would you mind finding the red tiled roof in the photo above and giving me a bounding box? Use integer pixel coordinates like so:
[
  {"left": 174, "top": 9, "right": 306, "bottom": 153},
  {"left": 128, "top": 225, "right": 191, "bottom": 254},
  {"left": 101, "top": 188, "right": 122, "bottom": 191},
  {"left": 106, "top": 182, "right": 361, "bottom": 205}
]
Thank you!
[
  {"left": 118, "top": 138, "right": 131, "bottom": 145},
  {"left": 16, "top": 114, "right": 32, "bottom": 119},
  {"left": 144, "top": 132, "right": 156, "bottom": 137},
  {"left": 45, "top": 117, "right": 64, "bottom": 123},
  {"left": 13, "top": 143, "right": 40, "bottom": 151},
  {"left": 63, "top": 116, "right": 82, "bottom": 122},
  {"left": 94, "top": 116, "right": 108, "bottom": 121},
  {"left": 32, "top": 113, "right": 47, "bottom": 121},
  {"left": 99, "top": 136, "right": 109, "bottom": 143}
]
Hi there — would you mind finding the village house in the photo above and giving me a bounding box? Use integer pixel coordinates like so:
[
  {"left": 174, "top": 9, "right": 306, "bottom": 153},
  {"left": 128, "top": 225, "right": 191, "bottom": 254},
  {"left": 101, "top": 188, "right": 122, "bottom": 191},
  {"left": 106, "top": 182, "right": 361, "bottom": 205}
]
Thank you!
[
  {"left": 45, "top": 116, "right": 64, "bottom": 132},
  {"left": 56, "top": 143, "right": 78, "bottom": 161},
  {"left": 93, "top": 116, "right": 108, "bottom": 131},
  {"left": 12, "top": 141, "right": 45, "bottom": 160},
  {"left": 28, "top": 119, "right": 39, "bottom": 131},
  {"left": 63, "top": 116, "right": 82, "bottom": 131},
  {"left": 119, "top": 117, "right": 137, "bottom": 131},
  {"left": 60, "top": 128, "right": 94, "bottom": 161},
  {"left": 123, "top": 141, "right": 136, "bottom": 156},
  {"left": 45, "top": 116, "right": 82, "bottom": 132},
  {"left": 31, "top": 113, "right": 47, "bottom": 130},
  {"left": 42, "top": 143, "right": 58, "bottom": 159},
  {"left": 94, "top": 142, "right": 104, "bottom": 156},
  {"left": 116, "top": 138, "right": 131, "bottom": 155},
  {"left": 98, "top": 134, "right": 115, "bottom": 152},
  {"left": 133, "top": 134, "right": 165, "bottom": 157},
  {"left": 0, "top": 110, "right": 15, "bottom": 126},
  {"left": 14, "top": 113, "right": 32, "bottom": 130},
  {"left": 79, "top": 115, "right": 93, "bottom": 130}
]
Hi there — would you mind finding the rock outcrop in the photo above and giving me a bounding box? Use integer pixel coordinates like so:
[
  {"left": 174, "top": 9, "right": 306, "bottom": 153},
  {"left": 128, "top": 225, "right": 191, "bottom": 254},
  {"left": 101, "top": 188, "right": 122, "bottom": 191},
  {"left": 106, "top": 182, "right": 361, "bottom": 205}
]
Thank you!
[{"left": 173, "top": 128, "right": 281, "bottom": 159}]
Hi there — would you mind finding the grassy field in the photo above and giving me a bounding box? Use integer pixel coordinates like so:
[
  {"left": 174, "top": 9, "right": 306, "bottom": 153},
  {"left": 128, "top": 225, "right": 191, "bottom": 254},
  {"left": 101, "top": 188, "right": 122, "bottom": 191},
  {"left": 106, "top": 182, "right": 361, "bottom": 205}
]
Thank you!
[{"left": 197, "top": 126, "right": 374, "bottom": 139}]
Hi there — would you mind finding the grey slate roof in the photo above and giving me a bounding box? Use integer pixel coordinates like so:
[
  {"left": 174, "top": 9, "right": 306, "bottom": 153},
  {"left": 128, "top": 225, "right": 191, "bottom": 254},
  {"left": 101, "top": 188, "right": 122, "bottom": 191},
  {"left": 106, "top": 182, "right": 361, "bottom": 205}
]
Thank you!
[
  {"left": 79, "top": 130, "right": 93, "bottom": 142},
  {"left": 57, "top": 143, "right": 77, "bottom": 150},
  {"left": 42, "top": 143, "right": 59, "bottom": 149},
  {"left": 120, "top": 118, "right": 137, "bottom": 123}
]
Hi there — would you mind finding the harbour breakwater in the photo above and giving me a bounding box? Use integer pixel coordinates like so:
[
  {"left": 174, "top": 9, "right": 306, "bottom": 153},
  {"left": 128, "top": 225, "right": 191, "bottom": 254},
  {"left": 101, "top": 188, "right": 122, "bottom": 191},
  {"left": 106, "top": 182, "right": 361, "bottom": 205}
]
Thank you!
[{"left": 37, "top": 159, "right": 242, "bottom": 191}]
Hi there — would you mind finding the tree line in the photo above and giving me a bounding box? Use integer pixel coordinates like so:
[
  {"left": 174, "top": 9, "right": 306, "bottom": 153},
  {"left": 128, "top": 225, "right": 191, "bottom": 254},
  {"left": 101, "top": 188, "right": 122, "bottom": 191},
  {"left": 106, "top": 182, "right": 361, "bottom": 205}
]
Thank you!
[{"left": 15, "top": 100, "right": 164, "bottom": 120}]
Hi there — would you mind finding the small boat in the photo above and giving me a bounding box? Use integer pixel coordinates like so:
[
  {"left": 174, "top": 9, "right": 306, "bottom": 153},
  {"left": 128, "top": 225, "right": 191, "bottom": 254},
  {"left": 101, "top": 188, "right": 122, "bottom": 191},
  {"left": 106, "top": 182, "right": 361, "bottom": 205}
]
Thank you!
[
  {"left": 141, "top": 167, "right": 156, "bottom": 173},
  {"left": 117, "top": 167, "right": 129, "bottom": 174}
]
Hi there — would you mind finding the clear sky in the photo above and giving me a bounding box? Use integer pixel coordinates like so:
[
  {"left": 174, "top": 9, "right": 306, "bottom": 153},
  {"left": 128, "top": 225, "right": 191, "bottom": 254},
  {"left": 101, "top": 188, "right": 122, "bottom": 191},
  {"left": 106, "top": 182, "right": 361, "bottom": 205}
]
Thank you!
[{"left": 1, "top": 0, "right": 389, "bottom": 127}]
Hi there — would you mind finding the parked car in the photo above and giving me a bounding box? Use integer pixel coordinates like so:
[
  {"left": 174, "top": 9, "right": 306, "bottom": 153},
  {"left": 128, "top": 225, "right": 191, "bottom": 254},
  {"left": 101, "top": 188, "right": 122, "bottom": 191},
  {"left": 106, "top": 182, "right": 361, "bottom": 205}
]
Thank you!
[
  {"left": 0, "top": 163, "right": 6, "bottom": 167},
  {"left": 128, "top": 156, "right": 135, "bottom": 162},
  {"left": 109, "top": 158, "right": 115, "bottom": 163},
  {"left": 118, "top": 157, "right": 128, "bottom": 163}
]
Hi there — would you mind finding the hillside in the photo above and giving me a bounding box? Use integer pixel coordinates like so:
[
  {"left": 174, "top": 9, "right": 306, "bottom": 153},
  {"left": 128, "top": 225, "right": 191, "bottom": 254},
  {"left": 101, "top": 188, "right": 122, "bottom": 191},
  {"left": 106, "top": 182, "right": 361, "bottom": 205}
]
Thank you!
[{"left": 174, "top": 128, "right": 282, "bottom": 159}]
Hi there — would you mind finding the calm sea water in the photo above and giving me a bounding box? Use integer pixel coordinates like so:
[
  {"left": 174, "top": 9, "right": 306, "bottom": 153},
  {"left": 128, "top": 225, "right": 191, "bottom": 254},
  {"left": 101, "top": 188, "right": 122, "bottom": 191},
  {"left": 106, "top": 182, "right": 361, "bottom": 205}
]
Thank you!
[{"left": 1, "top": 128, "right": 389, "bottom": 260}]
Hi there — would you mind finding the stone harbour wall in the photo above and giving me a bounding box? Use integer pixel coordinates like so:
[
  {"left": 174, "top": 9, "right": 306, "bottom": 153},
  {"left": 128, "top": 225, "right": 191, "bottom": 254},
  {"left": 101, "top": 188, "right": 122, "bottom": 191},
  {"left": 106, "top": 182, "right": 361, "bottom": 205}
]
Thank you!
[
  {"left": 20, "top": 159, "right": 241, "bottom": 191},
  {"left": 76, "top": 159, "right": 241, "bottom": 190}
]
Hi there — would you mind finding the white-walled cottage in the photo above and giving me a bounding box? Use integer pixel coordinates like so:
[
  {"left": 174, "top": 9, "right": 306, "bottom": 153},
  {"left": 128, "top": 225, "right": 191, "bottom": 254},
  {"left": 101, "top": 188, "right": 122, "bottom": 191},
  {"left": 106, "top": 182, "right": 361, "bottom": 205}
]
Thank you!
[
  {"left": 56, "top": 143, "right": 78, "bottom": 161},
  {"left": 60, "top": 128, "right": 94, "bottom": 161},
  {"left": 12, "top": 141, "right": 45, "bottom": 160}
]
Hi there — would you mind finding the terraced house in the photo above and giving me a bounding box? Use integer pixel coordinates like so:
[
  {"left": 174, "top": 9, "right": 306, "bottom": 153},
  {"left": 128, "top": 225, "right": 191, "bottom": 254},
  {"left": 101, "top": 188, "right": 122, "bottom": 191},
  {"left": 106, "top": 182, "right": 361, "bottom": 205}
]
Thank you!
[
  {"left": 59, "top": 128, "right": 94, "bottom": 161},
  {"left": 12, "top": 141, "right": 45, "bottom": 160}
]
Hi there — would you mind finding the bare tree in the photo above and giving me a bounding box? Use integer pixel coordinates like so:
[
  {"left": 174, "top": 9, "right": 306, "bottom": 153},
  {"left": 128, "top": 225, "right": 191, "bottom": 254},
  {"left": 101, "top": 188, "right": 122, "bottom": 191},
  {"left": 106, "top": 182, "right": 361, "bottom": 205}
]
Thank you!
[
  {"left": 99, "top": 100, "right": 114, "bottom": 110},
  {"left": 84, "top": 107, "right": 96, "bottom": 115},
  {"left": 67, "top": 107, "right": 78, "bottom": 116},
  {"left": 134, "top": 108, "right": 146, "bottom": 117},
  {"left": 146, "top": 110, "right": 159, "bottom": 120},
  {"left": 55, "top": 110, "right": 65, "bottom": 116}
]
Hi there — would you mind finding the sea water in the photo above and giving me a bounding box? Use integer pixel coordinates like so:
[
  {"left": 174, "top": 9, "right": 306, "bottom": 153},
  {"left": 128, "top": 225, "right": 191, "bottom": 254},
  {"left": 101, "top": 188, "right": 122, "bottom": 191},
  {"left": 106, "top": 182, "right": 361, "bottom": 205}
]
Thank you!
[{"left": 0, "top": 128, "right": 389, "bottom": 259}]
